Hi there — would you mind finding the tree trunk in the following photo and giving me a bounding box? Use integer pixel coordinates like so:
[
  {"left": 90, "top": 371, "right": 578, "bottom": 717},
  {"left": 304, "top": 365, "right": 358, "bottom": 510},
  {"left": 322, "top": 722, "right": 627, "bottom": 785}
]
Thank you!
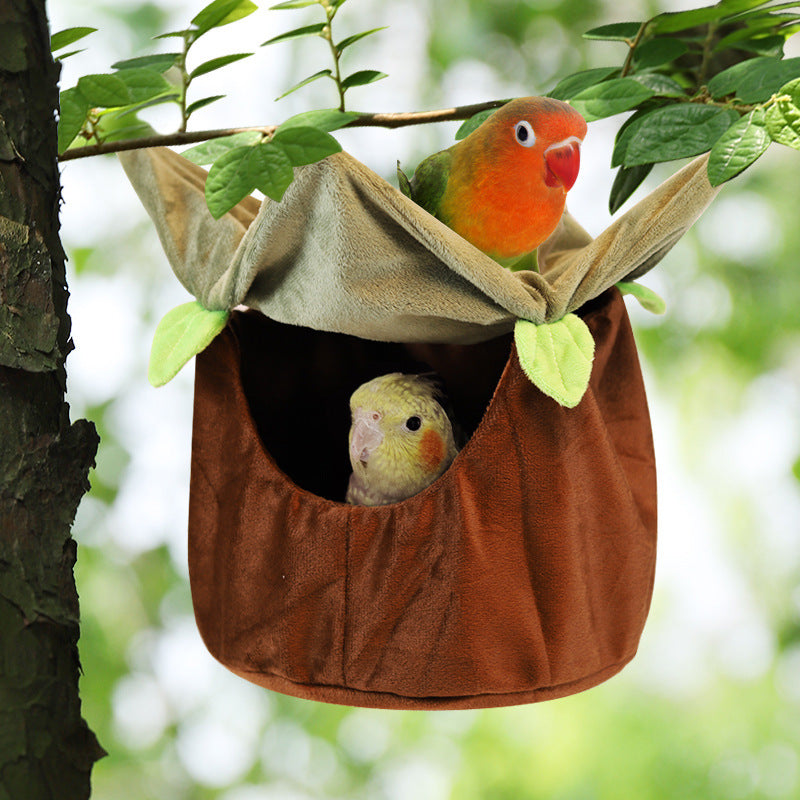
[{"left": 0, "top": 1, "right": 104, "bottom": 797}]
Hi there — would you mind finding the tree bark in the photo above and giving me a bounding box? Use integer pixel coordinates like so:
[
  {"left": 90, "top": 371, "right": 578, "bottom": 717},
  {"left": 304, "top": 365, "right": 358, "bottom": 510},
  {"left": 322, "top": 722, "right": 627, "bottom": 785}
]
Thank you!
[{"left": 0, "top": 1, "right": 104, "bottom": 797}]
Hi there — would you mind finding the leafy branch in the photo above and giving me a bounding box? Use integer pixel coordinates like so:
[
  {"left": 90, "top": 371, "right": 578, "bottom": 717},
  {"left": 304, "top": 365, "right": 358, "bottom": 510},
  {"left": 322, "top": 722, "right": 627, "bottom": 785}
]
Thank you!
[{"left": 54, "top": 0, "right": 800, "bottom": 221}]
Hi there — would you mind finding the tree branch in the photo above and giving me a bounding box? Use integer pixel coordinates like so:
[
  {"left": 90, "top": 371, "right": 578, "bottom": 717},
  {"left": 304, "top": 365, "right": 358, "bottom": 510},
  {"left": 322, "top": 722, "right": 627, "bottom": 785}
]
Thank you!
[{"left": 57, "top": 99, "right": 510, "bottom": 162}]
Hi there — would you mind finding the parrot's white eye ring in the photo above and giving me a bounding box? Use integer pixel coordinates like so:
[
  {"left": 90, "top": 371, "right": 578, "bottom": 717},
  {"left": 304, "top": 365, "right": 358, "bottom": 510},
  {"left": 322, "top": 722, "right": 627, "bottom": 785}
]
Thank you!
[{"left": 514, "top": 120, "right": 536, "bottom": 148}]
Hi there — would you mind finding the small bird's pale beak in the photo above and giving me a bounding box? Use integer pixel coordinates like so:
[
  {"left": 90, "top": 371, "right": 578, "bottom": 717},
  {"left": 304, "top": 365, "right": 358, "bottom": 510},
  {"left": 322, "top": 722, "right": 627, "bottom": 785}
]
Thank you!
[
  {"left": 544, "top": 137, "right": 582, "bottom": 191},
  {"left": 350, "top": 410, "right": 384, "bottom": 465}
]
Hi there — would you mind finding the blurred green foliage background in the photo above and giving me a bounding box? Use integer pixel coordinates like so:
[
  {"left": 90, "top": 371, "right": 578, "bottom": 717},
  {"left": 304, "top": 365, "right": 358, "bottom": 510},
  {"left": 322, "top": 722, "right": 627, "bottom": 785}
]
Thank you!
[{"left": 51, "top": 0, "right": 800, "bottom": 797}]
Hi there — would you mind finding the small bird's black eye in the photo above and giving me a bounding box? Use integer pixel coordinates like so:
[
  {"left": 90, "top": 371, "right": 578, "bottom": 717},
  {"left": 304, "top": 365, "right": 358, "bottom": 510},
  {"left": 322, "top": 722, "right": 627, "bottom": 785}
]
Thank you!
[
  {"left": 514, "top": 120, "right": 536, "bottom": 148},
  {"left": 405, "top": 416, "right": 422, "bottom": 431}
]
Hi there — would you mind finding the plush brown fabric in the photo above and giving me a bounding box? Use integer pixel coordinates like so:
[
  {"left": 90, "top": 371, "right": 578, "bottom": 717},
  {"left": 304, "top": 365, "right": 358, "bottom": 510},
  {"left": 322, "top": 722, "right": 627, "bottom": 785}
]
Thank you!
[{"left": 188, "top": 288, "right": 657, "bottom": 709}]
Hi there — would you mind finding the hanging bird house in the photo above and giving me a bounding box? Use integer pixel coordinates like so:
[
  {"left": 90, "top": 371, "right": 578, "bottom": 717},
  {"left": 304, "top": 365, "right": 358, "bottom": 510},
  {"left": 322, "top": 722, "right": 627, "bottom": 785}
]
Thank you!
[{"left": 120, "top": 144, "right": 717, "bottom": 709}]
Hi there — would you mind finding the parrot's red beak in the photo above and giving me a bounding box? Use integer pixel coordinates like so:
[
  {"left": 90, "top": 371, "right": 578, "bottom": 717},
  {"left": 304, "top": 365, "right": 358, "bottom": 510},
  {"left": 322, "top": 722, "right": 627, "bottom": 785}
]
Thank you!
[{"left": 544, "top": 138, "right": 582, "bottom": 191}]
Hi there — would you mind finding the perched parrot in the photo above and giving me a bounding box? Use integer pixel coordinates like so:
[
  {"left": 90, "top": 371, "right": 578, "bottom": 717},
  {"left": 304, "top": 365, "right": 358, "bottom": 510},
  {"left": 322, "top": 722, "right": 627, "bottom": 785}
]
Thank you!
[
  {"left": 399, "top": 96, "right": 587, "bottom": 268},
  {"left": 345, "top": 373, "right": 459, "bottom": 506}
]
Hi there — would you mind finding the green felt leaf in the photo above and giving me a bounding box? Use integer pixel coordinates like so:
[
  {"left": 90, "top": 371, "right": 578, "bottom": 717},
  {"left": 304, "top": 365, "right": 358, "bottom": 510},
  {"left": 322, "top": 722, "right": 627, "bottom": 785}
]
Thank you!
[
  {"left": 50, "top": 26, "right": 96, "bottom": 52},
  {"left": 149, "top": 302, "right": 229, "bottom": 387},
  {"left": 621, "top": 105, "right": 739, "bottom": 167},
  {"left": 569, "top": 78, "right": 654, "bottom": 122},
  {"left": 514, "top": 314, "right": 595, "bottom": 408},
  {"left": 455, "top": 108, "right": 497, "bottom": 140},
  {"left": 275, "top": 69, "right": 333, "bottom": 101},
  {"left": 76, "top": 73, "right": 132, "bottom": 108},
  {"left": 262, "top": 23, "right": 327, "bottom": 46},
  {"left": 190, "top": 52, "right": 253, "bottom": 79},
  {"left": 582, "top": 22, "right": 643, "bottom": 42},
  {"left": 278, "top": 108, "right": 361, "bottom": 131},
  {"left": 765, "top": 77, "right": 800, "bottom": 149},
  {"left": 632, "top": 37, "right": 688, "bottom": 68},
  {"left": 548, "top": 67, "right": 618, "bottom": 101},
  {"left": 616, "top": 281, "right": 667, "bottom": 314},
  {"left": 336, "top": 27, "right": 387, "bottom": 53},
  {"left": 341, "top": 70, "right": 388, "bottom": 91},
  {"left": 111, "top": 53, "right": 180, "bottom": 72},
  {"left": 192, "top": 0, "right": 258, "bottom": 37},
  {"left": 629, "top": 72, "right": 687, "bottom": 97},
  {"left": 271, "top": 125, "right": 342, "bottom": 165},
  {"left": 609, "top": 162, "right": 653, "bottom": 214},
  {"left": 707, "top": 109, "right": 771, "bottom": 185},
  {"left": 185, "top": 94, "right": 226, "bottom": 115},
  {"left": 181, "top": 131, "right": 263, "bottom": 164},
  {"left": 114, "top": 67, "right": 173, "bottom": 103},
  {"left": 57, "top": 87, "right": 90, "bottom": 154},
  {"left": 708, "top": 57, "right": 800, "bottom": 103}
]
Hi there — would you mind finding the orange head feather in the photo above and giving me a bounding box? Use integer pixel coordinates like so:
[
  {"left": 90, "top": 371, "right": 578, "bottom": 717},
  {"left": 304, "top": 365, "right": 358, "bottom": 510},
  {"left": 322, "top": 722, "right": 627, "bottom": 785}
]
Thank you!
[{"left": 439, "top": 97, "right": 587, "bottom": 262}]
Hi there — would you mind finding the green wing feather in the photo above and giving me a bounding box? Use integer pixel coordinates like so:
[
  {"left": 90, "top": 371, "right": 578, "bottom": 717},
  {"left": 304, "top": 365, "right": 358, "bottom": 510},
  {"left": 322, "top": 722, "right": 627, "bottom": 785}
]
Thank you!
[{"left": 408, "top": 149, "right": 452, "bottom": 219}]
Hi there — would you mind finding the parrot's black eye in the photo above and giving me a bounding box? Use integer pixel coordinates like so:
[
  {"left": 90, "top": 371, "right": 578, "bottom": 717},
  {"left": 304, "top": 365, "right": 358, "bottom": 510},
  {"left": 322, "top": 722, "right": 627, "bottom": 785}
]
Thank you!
[
  {"left": 405, "top": 416, "right": 422, "bottom": 431},
  {"left": 514, "top": 120, "right": 536, "bottom": 148}
]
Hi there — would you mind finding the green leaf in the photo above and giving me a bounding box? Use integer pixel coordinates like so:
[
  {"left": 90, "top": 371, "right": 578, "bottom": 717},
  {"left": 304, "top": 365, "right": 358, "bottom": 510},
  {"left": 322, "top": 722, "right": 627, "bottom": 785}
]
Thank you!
[
  {"left": 569, "top": 78, "right": 655, "bottom": 122},
  {"left": 111, "top": 53, "right": 180, "bottom": 72},
  {"left": 278, "top": 108, "right": 361, "bottom": 131},
  {"left": 192, "top": 0, "right": 258, "bottom": 36},
  {"left": 514, "top": 314, "right": 595, "bottom": 408},
  {"left": 205, "top": 142, "right": 295, "bottom": 217},
  {"left": 707, "top": 109, "right": 771, "bottom": 185},
  {"left": 609, "top": 163, "right": 653, "bottom": 214},
  {"left": 57, "top": 87, "right": 90, "bottom": 153},
  {"left": 616, "top": 281, "right": 667, "bottom": 314},
  {"left": 154, "top": 29, "right": 193, "bottom": 40},
  {"left": 251, "top": 142, "right": 295, "bottom": 200},
  {"left": 205, "top": 145, "right": 260, "bottom": 217},
  {"left": 583, "top": 22, "right": 643, "bottom": 42},
  {"left": 548, "top": 67, "right": 618, "bottom": 101},
  {"left": 340, "top": 70, "right": 388, "bottom": 91},
  {"left": 114, "top": 68, "right": 173, "bottom": 103},
  {"left": 270, "top": 0, "right": 319, "bottom": 7},
  {"left": 708, "top": 57, "right": 800, "bottom": 103},
  {"left": 76, "top": 73, "right": 132, "bottom": 108},
  {"left": 275, "top": 69, "right": 333, "bottom": 101},
  {"left": 718, "top": 34, "right": 785, "bottom": 57},
  {"left": 629, "top": 73, "right": 687, "bottom": 97},
  {"left": 53, "top": 48, "right": 86, "bottom": 60},
  {"left": 622, "top": 105, "right": 739, "bottom": 167},
  {"left": 262, "top": 23, "right": 326, "bottom": 46},
  {"left": 455, "top": 108, "right": 497, "bottom": 140},
  {"left": 765, "top": 77, "right": 800, "bottom": 149},
  {"left": 336, "top": 27, "right": 387, "bottom": 53},
  {"left": 190, "top": 52, "right": 253, "bottom": 79},
  {"left": 185, "top": 95, "right": 226, "bottom": 115},
  {"left": 50, "top": 26, "right": 96, "bottom": 52},
  {"left": 149, "top": 302, "right": 229, "bottom": 387},
  {"left": 650, "top": 5, "right": 731, "bottom": 34},
  {"left": 611, "top": 106, "right": 660, "bottom": 167},
  {"left": 632, "top": 37, "right": 688, "bottom": 68},
  {"left": 182, "top": 131, "right": 263, "bottom": 164},
  {"left": 271, "top": 125, "right": 342, "bottom": 165}
]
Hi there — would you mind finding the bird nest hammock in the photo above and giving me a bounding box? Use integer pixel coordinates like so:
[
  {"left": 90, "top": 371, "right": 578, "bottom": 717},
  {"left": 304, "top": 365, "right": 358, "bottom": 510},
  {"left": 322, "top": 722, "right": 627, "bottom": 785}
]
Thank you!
[{"left": 120, "top": 146, "right": 718, "bottom": 709}]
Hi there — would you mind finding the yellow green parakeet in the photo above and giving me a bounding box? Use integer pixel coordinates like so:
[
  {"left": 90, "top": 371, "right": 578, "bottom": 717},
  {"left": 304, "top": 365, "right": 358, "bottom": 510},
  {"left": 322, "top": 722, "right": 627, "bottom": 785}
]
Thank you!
[
  {"left": 345, "top": 373, "right": 459, "bottom": 506},
  {"left": 400, "top": 96, "right": 587, "bottom": 268}
]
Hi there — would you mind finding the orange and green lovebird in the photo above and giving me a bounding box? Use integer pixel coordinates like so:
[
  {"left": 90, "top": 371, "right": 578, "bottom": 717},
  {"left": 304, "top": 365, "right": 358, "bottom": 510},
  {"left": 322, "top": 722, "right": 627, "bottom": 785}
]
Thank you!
[
  {"left": 401, "top": 96, "right": 587, "bottom": 268},
  {"left": 345, "top": 373, "right": 459, "bottom": 506}
]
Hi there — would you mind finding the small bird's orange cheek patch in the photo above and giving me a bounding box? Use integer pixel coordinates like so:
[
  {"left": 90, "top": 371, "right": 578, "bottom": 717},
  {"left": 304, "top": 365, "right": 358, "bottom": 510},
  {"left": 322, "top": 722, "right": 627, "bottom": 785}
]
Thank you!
[{"left": 419, "top": 429, "right": 445, "bottom": 472}]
